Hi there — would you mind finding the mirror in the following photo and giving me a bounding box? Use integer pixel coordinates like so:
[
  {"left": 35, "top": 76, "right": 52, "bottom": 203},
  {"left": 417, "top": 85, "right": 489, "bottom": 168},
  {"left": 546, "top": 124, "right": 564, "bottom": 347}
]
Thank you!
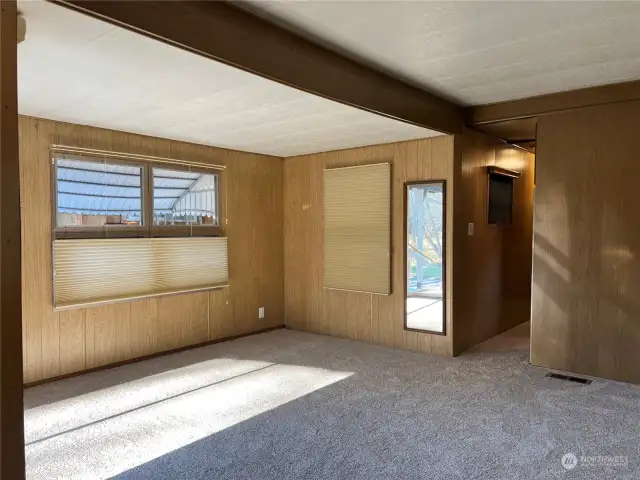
[{"left": 405, "top": 181, "right": 446, "bottom": 334}]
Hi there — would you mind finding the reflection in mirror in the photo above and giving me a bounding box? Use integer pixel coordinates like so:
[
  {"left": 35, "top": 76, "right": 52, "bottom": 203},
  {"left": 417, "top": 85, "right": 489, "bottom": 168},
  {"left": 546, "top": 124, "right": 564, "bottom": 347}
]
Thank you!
[{"left": 405, "top": 181, "right": 445, "bottom": 334}]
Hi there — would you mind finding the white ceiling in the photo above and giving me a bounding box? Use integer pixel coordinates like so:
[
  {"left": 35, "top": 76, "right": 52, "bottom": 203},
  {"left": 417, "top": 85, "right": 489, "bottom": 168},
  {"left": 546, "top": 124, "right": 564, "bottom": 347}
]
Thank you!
[
  {"left": 17, "top": 1, "right": 439, "bottom": 157},
  {"left": 240, "top": 1, "right": 640, "bottom": 106}
]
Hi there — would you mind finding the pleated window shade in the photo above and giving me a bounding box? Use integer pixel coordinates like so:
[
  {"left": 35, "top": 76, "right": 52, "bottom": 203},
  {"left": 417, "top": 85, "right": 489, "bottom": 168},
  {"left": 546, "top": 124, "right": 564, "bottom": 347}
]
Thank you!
[
  {"left": 54, "top": 237, "right": 228, "bottom": 308},
  {"left": 323, "top": 163, "right": 391, "bottom": 294}
]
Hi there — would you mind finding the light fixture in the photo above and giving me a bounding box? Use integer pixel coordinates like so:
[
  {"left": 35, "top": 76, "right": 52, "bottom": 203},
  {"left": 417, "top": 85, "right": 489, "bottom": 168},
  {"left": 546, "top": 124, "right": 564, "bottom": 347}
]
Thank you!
[
  {"left": 487, "top": 166, "right": 521, "bottom": 179},
  {"left": 17, "top": 12, "right": 26, "bottom": 44}
]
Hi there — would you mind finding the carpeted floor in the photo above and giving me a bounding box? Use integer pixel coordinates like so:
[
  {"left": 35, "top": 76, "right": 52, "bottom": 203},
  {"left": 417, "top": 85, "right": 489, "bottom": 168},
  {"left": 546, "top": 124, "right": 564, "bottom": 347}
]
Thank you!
[{"left": 24, "top": 323, "right": 640, "bottom": 479}]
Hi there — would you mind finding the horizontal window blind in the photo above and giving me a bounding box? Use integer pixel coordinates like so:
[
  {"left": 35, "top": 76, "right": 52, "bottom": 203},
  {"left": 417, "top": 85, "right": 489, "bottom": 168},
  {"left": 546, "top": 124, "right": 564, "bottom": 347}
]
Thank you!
[
  {"left": 54, "top": 237, "right": 228, "bottom": 308},
  {"left": 323, "top": 163, "right": 391, "bottom": 294}
]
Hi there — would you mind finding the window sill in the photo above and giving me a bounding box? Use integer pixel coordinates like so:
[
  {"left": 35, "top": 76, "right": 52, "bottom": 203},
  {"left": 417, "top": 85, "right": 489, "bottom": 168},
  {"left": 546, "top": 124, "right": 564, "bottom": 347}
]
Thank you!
[{"left": 54, "top": 283, "right": 229, "bottom": 312}]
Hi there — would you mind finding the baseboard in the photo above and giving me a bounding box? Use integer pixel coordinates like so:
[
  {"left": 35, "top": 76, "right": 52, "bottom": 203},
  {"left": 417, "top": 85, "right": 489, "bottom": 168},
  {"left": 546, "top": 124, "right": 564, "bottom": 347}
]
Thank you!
[{"left": 24, "top": 325, "right": 285, "bottom": 388}]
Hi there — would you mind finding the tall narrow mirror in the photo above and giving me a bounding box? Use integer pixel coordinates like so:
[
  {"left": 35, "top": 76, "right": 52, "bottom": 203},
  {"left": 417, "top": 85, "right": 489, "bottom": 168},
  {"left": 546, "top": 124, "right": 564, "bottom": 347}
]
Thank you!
[{"left": 405, "top": 181, "right": 446, "bottom": 334}]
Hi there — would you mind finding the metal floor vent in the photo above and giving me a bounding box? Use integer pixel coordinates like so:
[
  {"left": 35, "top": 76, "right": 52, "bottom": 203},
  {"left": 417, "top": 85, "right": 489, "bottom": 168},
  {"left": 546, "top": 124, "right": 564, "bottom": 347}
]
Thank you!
[{"left": 545, "top": 372, "right": 592, "bottom": 385}]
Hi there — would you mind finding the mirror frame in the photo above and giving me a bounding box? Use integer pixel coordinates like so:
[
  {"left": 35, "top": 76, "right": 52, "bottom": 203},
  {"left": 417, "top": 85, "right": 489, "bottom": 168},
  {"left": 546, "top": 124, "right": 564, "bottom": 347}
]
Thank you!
[{"left": 403, "top": 180, "right": 447, "bottom": 335}]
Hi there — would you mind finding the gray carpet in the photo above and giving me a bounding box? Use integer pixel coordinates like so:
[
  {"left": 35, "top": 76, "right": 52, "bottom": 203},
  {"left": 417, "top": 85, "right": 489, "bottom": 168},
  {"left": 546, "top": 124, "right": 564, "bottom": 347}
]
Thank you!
[{"left": 24, "top": 323, "right": 640, "bottom": 479}]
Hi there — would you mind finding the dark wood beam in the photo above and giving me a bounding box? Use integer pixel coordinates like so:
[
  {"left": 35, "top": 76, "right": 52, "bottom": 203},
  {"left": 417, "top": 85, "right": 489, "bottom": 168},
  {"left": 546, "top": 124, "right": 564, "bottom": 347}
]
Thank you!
[
  {"left": 474, "top": 117, "right": 537, "bottom": 144},
  {"left": 0, "top": 1, "right": 26, "bottom": 478},
  {"left": 468, "top": 79, "right": 640, "bottom": 125},
  {"left": 52, "top": 0, "right": 463, "bottom": 135}
]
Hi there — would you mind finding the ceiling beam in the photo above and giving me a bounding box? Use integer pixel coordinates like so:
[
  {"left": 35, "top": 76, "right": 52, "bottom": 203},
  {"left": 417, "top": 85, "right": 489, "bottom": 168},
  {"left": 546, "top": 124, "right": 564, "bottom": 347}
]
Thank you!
[
  {"left": 468, "top": 79, "right": 640, "bottom": 125},
  {"left": 51, "top": 0, "right": 463, "bottom": 135}
]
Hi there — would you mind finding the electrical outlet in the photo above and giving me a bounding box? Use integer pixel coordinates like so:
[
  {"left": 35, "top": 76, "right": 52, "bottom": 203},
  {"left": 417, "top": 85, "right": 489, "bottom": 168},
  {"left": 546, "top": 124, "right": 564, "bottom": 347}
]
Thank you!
[
  {"left": 258, "top": 307, "right": 265, "bottom": 319},
  {"left": 467, "top": 222, "right": 475, "bottom": 236}
]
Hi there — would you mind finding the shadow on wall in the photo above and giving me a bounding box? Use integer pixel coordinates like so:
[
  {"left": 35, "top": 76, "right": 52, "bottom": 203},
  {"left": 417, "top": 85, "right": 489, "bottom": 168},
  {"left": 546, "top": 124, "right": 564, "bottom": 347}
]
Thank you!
[
  {"left": 533, "top": 233, "right": 640, "bottom": 317},
  {"left": 531, "top": 152, "right": 640, "bottom": 383}
]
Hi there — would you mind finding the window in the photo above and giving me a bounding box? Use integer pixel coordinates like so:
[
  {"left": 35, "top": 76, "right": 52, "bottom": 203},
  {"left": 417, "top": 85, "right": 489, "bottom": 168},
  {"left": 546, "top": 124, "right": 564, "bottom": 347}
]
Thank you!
[
  {"left": 153, "top": 168, "right": 218, "bottom": 226},
  {"left": 405, "top": 181, "right": 446, "bottom": 334},
  {"left": 55, "top": 158, "right": 143, "bottom": 228},
  {"left": 487, "top": 173, "right": 514, "bottom": 226},
  {"left": 54, "top": 154, "right": 221, "bottom": 239},
  {"left": 323, "top": 163, "right": 391, "bottom": 294}
]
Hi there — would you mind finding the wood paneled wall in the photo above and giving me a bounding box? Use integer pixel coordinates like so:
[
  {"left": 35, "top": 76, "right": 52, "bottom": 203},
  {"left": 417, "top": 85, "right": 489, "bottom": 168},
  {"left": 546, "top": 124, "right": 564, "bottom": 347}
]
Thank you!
[
  {"left": 283, "top": 136, "right": 454, "bottom": 356},
  {"left": 2, "top": 2, "right": 27, "bottom": 476},
  {"left": 20, "top": 116, "right": 284, "bottom": 383},
  {"left": 453, "top": 128, "right": 534, "bottom": 354},
  {"left": 531, "top": 101, "right": 640, "bottom": 384}
]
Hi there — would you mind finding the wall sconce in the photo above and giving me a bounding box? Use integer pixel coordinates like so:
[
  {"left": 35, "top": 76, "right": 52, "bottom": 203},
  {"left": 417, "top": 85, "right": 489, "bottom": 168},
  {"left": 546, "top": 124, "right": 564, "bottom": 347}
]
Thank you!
[{"left": 17, "top": 12, "right": 26, "bottom": 44}]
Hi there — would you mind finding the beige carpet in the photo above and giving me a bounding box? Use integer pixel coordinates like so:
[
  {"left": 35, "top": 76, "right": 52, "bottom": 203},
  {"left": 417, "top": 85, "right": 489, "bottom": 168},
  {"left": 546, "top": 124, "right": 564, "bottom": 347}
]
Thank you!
[{"left": 24, "top": 323, "right": 640, "bottom": 479}]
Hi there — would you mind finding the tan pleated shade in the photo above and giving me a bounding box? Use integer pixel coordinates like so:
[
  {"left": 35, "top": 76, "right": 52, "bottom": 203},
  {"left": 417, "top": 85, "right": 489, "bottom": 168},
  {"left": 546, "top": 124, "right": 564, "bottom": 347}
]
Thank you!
[
  {"left": 323, "top": 163, "right": 391, "bottom": 294},
  {"left": 54, "top": 237, "right": 228, "bottom": 308}
]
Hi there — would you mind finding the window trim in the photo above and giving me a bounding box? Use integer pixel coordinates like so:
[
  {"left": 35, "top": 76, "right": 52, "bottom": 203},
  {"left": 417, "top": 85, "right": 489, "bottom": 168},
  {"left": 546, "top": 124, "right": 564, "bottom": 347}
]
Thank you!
[
  {"left": 52, "top": 149, "right": 223, "bottom": 240},
  {"left": 403, "top": 180, "right": 447, "bottom": 336},
  {"left": 148, "top": 163, "right": 220, "bottom": 233}
]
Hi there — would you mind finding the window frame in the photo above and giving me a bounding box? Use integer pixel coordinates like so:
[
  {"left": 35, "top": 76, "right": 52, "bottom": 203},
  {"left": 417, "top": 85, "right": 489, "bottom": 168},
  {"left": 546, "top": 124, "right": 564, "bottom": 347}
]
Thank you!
[
  {"left": 52, "top": 152, "right": 222, "bottom": 240},
  {"left": 148, "top": 163, "right": 220, "bottom": 238},
  {"left": 403, "top": 179, "right": 447, "bottom": 336}
]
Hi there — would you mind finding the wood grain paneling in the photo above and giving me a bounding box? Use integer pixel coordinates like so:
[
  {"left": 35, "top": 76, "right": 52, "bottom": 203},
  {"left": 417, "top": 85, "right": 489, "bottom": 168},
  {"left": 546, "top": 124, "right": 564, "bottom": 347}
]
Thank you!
[
  {"left": 20, "top": 116, "right": 284, "bottom": 383},
  {"left": 208, "top": 287, "right": 232, "bottom": 340},
  {"left": 452, "top": 128, "right": 534, "bottom": 355},
  {"left": 59, "top": 308, "right": 85, "bottom": 374},
  {"left": 284, "top": 136, "right": 454, "bottom": 356},
  {"left": 129, "top": 298, "right": 158, "bottom": 359},
  {"left": 1, "top": 2, "right": 27, "bottom": 477},
  {"left": 531, "top": 100, "right": 640, "bottom": 384}
]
